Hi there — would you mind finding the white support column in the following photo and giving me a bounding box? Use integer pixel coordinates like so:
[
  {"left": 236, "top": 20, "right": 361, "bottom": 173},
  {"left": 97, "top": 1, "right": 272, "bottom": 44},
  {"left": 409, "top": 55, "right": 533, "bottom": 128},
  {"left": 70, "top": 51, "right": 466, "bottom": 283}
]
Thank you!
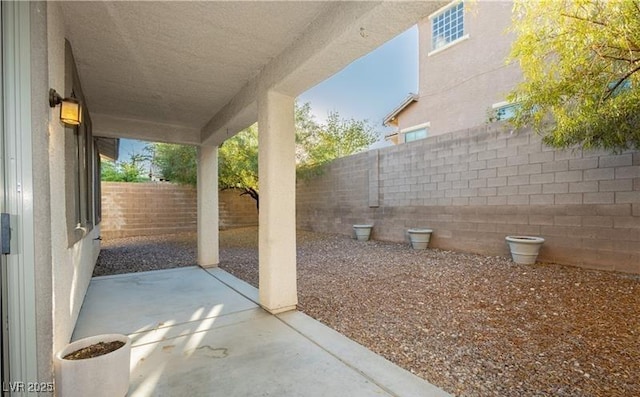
[
  {"left": 258, "top": 89, "right": 297, "bottom": 314},
  {"left": 197, "top": 145, "right": 219, "bottom": 267}
]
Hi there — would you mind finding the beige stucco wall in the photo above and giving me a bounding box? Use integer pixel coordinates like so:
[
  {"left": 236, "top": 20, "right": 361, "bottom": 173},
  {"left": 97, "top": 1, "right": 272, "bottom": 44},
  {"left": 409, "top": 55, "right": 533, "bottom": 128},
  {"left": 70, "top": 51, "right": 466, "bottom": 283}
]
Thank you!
[
  {"left": 47, "top": 2, "right": 101, "bottom": 358},
  {"left": 397, "top": 1, "right": 521, "bottom": 137},
  {"left": 30, "top": 1, "right": 54, "bottom": 385}
]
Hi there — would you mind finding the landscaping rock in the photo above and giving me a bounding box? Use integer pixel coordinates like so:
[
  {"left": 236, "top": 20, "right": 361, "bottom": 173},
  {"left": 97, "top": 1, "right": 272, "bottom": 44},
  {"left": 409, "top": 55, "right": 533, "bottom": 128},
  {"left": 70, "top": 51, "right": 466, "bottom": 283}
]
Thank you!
[{"left": 96, "top": 227, "right": 640, "bottom": 397}]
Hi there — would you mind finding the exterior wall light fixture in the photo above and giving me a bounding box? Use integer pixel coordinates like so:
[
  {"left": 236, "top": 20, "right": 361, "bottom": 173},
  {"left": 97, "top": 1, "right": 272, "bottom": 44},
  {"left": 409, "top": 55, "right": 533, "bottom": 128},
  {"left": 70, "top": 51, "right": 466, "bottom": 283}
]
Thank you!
[{"left": 49, "top": 88, "right": 82, "bottom": 126}]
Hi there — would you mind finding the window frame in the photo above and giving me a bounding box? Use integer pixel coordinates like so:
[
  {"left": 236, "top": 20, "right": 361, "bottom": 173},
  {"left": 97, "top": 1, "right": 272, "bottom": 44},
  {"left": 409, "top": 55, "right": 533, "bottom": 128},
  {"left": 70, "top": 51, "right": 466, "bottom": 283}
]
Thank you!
[
  {"left": 93, "top": 141, "right": 102, "bottom": 225},
  {"left": 69, "top": 107, "right": 95, "bottom": 241},
  {"left": 401, "top": 122, "right": 430, "bottom": 143},
  {"left": 491, "top": 101, "right": 519, "bottom": 122},
  {"left": 428, "top": 0, "right": 468, "bottom": 56},
  {"left": 65, "top": 40, "right": 99, "bottom": 245}
]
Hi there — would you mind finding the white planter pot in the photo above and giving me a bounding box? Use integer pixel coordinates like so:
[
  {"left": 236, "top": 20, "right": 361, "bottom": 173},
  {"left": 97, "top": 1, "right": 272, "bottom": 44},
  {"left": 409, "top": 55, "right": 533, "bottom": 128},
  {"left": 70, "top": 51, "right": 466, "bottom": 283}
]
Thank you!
[
  {"left": 505, "top": 236, "right": 545, "bottom": 264},
  {"left": 353, "top": 224, "right": 373, "bottom": 241},
  {"left": 54, "top": 334, "right": 131, "bottom": 397},
  {"left": 408, "top": 228, "right": 433, "bottom": 250}
]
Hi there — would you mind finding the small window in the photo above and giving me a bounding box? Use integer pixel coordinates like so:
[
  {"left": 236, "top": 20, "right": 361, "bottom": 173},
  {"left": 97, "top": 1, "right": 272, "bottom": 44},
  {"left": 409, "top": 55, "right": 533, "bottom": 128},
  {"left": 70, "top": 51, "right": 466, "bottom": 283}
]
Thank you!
[
  {"left": 405, "top": 128, "right": 428, "bottom": 143},
  {"left": 431, "top": 2, "right": 465, "bottom": 51},
  {"left": 608, "top": 78, "right": 631, "bottom": 97},
  {"left": 492, "top": 102, "right": 519, "bottom": 121}
]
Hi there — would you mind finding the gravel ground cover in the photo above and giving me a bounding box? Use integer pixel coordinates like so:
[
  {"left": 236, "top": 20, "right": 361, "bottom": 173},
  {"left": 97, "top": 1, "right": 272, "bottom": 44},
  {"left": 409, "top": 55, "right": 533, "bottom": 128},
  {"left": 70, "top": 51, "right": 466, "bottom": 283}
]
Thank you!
[
  {"left": 94, "top": 233, "right": 197, "bottom": 276},
  {"left": 96, "top": 227, "right": 640, "bottom": 397}
]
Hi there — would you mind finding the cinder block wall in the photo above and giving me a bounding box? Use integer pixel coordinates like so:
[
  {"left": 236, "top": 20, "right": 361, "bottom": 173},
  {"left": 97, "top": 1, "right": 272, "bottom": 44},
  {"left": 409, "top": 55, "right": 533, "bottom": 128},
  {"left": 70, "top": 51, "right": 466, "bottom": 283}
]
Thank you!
[
  {"left": 101, "top": 182, "right": 197, "bottom": 239},
  {"left": 101, "top": 183, "right": 258, "bottom": 239},
  {"left": 219, "top": 189, "right": 259, "bottom": 229},
  {"left": 296, "top": 125, "right": 640, "bottom": 273}
]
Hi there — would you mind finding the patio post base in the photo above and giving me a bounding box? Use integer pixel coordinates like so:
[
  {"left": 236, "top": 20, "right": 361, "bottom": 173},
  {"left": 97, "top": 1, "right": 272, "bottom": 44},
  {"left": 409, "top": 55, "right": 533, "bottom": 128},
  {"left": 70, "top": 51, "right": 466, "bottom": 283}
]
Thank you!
[{"left": 262, "top": 304, "right": 297, "bottom": 315}]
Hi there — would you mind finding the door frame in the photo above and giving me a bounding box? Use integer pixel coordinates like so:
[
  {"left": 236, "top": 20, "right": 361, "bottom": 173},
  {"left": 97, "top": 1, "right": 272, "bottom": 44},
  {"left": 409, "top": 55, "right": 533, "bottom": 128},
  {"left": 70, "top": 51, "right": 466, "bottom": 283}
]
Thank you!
[
  {"left": 2, "top": 1, "right": 39, "bottom": 392},
  {"left": 0, "top": 0, "right": 6, "bottom": 390}
]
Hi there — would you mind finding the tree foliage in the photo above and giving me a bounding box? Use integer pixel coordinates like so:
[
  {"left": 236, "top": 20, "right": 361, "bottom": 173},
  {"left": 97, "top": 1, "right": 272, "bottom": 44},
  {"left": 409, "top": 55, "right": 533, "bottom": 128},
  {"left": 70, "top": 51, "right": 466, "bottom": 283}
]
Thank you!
[
  {"left": 149, "top": 102, "right": 379, "bottom": 207},
  {"left": 100, "top": 155, "right": 148, "bottom": 182},
  {"left": 151, "top": 127, "right": 259, "bottom": 200},
  {"left": 218, "top": 125, "right": 260, "bottom": 207},
  {"left": 295, "top": 102, "right": 378, "bottom": 178},
  {"left": 507, "top": 0, "right": 640, "bottom": 152},
  {"left": 153, "top": 143, "right": 198, "bottom": 185}
]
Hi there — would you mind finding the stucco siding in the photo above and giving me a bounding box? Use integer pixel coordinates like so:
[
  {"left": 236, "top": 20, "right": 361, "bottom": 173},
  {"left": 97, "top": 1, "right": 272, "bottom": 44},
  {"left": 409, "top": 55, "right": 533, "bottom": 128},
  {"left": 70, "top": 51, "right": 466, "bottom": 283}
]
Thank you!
[
  {"left": 47, "top": 2, "right": 101, "bottom": 357},
  {"left": 398, "top": 1, "right": 521, "bottom": 136},
  {"left": 30, "top": 1, "right": 54, "bottom": 386}
]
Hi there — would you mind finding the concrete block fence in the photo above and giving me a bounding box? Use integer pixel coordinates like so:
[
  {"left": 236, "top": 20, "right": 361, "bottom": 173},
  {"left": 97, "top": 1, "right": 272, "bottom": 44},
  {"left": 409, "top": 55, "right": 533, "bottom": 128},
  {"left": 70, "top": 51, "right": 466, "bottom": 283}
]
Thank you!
[
  {"left": 296, "top": 124, "right": 640, "bottom": 273},
  {"left": 219, "top": 189, "right": 259, "bottom": 229},
  {"left": 101, "top": 183, "right": 257, "bottom": 239},
  {"left": 101, "top": 182, "right": 197, "bottom": 239}
]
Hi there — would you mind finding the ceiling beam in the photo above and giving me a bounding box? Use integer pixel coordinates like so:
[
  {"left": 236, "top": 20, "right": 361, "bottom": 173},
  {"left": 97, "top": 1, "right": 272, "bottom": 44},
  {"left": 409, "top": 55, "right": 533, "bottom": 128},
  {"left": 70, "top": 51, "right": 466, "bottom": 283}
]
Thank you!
[
  {"left": 92, "top": 113, "right": 201, "bottom": 146},
  {"left": 200, "top": 1, "right": 444, "bottom": 146}
]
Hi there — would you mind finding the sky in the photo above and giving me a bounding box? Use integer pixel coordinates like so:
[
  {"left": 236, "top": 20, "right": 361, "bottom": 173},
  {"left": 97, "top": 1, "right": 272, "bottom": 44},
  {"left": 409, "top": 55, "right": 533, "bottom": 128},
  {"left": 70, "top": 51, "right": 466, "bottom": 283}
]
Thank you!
[
  {"left": 298, "top": 26, "right": 419, "bottom": 129},
  {"left": 118, "top": 26, "right": 419, "bottom": 160}
]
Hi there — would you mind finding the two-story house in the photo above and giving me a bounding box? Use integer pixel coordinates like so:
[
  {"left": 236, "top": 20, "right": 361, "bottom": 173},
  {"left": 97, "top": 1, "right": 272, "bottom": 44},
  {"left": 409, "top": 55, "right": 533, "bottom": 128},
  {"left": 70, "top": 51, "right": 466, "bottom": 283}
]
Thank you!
[{"left": 384, "top": 0, "right": 520, "bottom": 143}]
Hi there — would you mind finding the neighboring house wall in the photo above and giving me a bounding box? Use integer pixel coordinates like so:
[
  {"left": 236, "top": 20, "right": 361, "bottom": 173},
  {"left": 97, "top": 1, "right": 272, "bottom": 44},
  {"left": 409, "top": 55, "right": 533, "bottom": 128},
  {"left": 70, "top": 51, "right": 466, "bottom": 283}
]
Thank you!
[
  {"left": 101, "top": 183, "right": 257, "bottom": 239},
  {"left": 47, "top": 2, "right": 102, "bottom": 357},
  {"left": 297, "top": 124, "right": 640, "bottom": 274},
  {"left": 393, "top": 1, "right": 521, "bottom": 139}
]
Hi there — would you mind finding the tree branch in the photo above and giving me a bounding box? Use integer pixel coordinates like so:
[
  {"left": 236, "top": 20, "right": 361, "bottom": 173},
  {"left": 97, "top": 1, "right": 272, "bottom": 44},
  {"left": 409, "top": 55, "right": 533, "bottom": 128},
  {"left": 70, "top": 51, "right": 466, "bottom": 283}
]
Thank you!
[
  {"left": 240, "top": 187, "right": 260, "bottom": 210},
  {"left": 604, "top": 64, "right": 640, "bottom": 100},
  {"left": 560, "top": 12, "right": 607, "bottom": 27},
  {"left": 592, "top": 45, "right": 639, "bottom": 64}
]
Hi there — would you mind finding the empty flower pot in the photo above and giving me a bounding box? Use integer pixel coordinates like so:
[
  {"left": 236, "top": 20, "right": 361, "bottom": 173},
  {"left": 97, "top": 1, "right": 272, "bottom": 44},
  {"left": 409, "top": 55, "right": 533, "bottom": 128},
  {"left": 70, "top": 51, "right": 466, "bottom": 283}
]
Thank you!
[
  {"left": 353, "top": 224, "right": 373, "bottom": 241},
  {"left": 505, "top": 236, "right": 545, "bottom": 264},
  {"left": 408, "top": 228, "right": 433, "bottom": 250}
]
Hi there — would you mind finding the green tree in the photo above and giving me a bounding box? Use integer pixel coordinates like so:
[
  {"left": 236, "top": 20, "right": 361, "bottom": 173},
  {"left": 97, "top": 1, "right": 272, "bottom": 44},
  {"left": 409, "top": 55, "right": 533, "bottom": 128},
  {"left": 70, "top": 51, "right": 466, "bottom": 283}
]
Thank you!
[
  {"left": 295, "top": 102, "right": 321, "bottom": 165},
  {"left": 153, "top": 143, "right": 197, "bottom": 185},
  {"left": 100, "top": 155, "right": 148, "bottom": 182},
  {"left": 150, "top": 102, "right": 379, "bottom": 207},
  {"left": 150, "top": 128, "right": 259, "bottom": 206},
  {"left": 218, "top": 125, "right": 260, "bottom": 207},
  {"left": 101, "top": 160, "right": 122, "bottom": 181},
  {"left": 507, "top": 0, "right": 640, "bottom": 152},
  {"left": 296, "top": 103, "right": 378, "bottom": 178}
]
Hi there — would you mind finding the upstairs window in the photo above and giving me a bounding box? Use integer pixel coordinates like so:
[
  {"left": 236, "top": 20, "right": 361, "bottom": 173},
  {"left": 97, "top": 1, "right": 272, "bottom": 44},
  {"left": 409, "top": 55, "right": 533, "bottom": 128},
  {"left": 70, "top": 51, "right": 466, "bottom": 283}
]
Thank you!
[
  {"left": 431, "top": 1, "right": 465, "bottom": 51},
  {"left": 403, "top": 123, "right": 430, "bottom": 143},
  {"left": 405, "top": 129, "right": 428, "bottom": 143},
  {"left": 492, "top": 102, "right": 520, "bottom": 121},
  {"left": 607, "top": 78, "right": 632, "bottom": 97}
]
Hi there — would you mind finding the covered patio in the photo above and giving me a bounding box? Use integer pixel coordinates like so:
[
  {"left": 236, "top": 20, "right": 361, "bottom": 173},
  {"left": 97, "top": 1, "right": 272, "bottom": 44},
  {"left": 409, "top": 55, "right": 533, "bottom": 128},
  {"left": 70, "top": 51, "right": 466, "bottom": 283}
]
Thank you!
[
  {"left": 72, "top": 266, "right": 449, "bottom": 396},
  {"left": 1, "top": 1, "right": 452, "bottom": 392},
  {"left": 60, "top": 0, "right": 446, "bottom": 314}
]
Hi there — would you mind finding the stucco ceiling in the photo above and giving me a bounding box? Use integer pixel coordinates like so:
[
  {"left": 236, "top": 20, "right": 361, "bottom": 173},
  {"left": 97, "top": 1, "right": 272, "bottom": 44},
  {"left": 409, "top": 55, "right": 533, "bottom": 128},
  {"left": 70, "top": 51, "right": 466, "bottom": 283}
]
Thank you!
[
  {"left": 59, "top": 1, "right": 444, "bottom": 145},
  {"left": 61, "top": 1, "right": 332, "bottom": 129}
]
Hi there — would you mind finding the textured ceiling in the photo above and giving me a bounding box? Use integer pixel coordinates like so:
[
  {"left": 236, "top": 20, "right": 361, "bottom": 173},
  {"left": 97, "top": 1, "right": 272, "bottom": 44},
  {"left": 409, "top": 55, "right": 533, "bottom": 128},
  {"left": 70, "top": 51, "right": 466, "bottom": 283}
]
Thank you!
[
  {"left": 60, "top": 1, "right": 332, "bottom": 129},
  {"left": 59, "top": 1, "right": 445, "bottom": 145}
]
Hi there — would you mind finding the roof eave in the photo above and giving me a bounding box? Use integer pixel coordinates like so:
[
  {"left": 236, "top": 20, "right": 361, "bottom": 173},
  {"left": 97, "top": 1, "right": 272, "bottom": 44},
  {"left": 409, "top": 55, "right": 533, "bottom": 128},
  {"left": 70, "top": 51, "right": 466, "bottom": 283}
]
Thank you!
[{"left": 382, "top": 93, "right": 419, "bottom": 126}]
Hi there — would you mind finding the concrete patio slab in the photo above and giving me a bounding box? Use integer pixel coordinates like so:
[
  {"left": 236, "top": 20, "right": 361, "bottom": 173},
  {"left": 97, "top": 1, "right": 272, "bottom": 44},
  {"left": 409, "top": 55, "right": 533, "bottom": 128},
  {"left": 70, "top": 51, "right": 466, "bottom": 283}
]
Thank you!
[
  {"left": 73, "top": 267, "right": 257, "bottom": 339},
  {"left": 72, "top": 266, "right": 450, "bottom": 396}
]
